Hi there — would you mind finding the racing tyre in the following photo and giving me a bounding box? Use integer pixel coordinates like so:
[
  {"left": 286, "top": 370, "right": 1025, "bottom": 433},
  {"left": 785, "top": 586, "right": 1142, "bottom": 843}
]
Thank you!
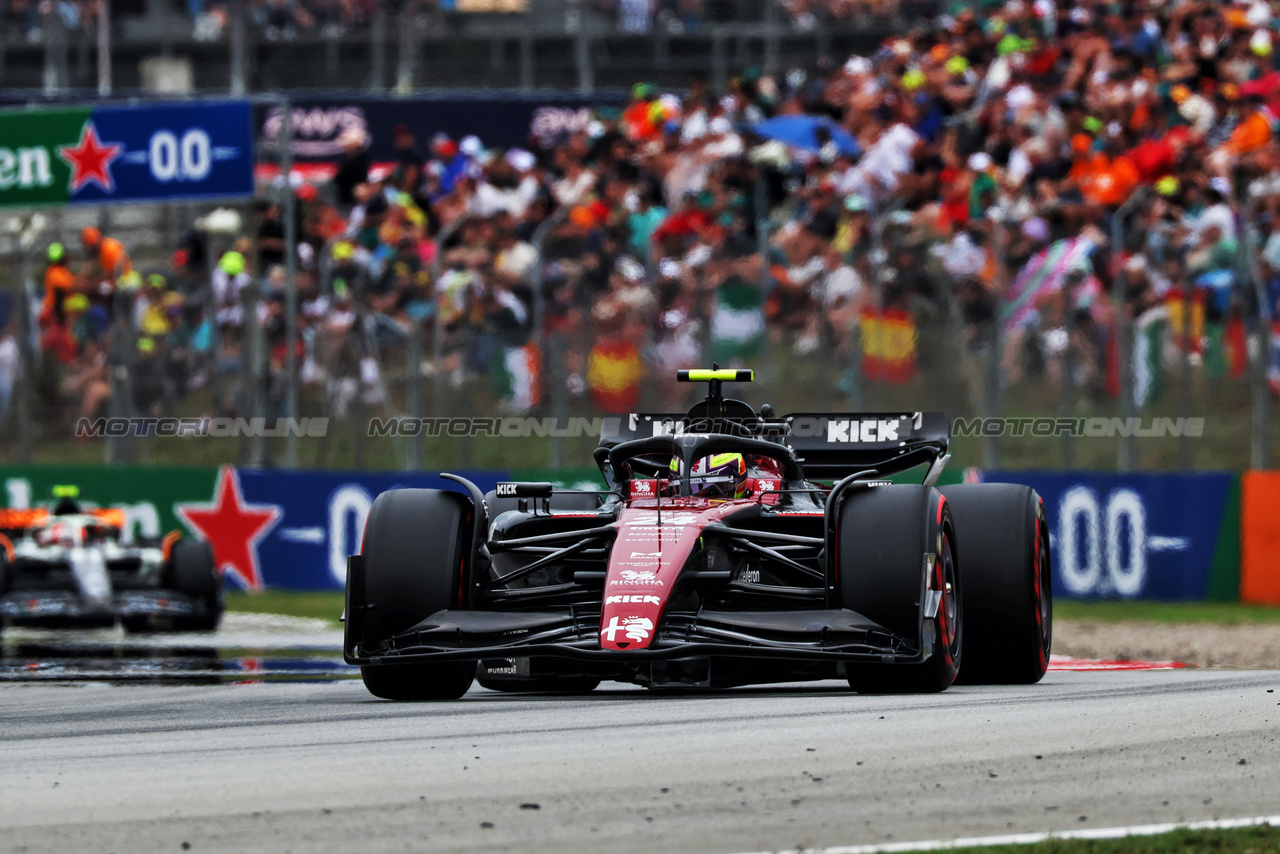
[
  {"left": 357, "top": 489, "right": 476, "bottom": 701},
  {"left": 361, "top": 661, "right": 476, "bottom": 702},
  {"left": 0, "top": 549, "right": 8, "bottom": 639},
  {"left": 941, "top": 484, "right": 1051, "bottom": 685},
  {"left": 170, "top": 538, "right": 223, "bottom": 632},
  {"left": 839, "top": 485, "right": 961, "bottom": 694}
]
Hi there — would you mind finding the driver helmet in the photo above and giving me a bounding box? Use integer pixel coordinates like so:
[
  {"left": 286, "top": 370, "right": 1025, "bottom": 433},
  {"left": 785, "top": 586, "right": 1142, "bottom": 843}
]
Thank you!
[
  {"left": 51, "top": 484, "right": 82, "bottom": 516},
  {"left": 670, "top": 452, "right": 748, "bottom": 498}
]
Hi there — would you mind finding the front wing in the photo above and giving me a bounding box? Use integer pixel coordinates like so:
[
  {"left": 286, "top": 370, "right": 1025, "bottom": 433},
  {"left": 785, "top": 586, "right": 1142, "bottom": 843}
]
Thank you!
[
  {"left": 345, "top": 605, "right": 931, "bottom": 667},
  {"left": 0, "top": 590, "right": 213, "bottom": 624}
]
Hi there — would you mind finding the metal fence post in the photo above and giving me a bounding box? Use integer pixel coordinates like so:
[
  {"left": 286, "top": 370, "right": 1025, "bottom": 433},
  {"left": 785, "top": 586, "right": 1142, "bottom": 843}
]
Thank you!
[
  {"left": 1112, "top": 190, "right": 1147, "bottom": 471},
  {"left": 431, "top": 217, "right": 465, "bottom": 420},
  {"left": 984, "top": 219, "right": 1008, "bottom": 470},
  {"left": 106, "top": 286, "right": 137, "bottom": 466},
  {"left": 1242, "top": 191, "right": 1272, "bottom": 469},
  {"left": 206, "top": 258, "right": 222, "bottom": 419},
  {"left": 16, "top": 246, "right": 35, "bottom": 463},
  {"left": 532, "top": 208, "right": 567, "bottom": 465},
  {"left": 549, "top": 331, "right": 567, "bottom": 468},
  {"left": 574, "top": 29, "right": 593, "bottom": 93},
  {"left": 396, "top": 4, "right": 416, "bottom": 94},
  {"left": 239, "top": 265, "right": 262, "bottom": 466},
  {"left": 754, "top": 171, "right": 772, "bottom": 394},
  {"left": 352, "top": 263, "right": 368, "bottom": 471},
  {"left": 407, "top": 322, "right": 422, "bottom": 470},
  {"left": 97, "top": 0, "right": 112, "bottom": 96},
  {"left": 1060, "top": 274, "right": 1077, "bottom": 467},
  {"left": 369, "top": 2, "right": 387, "bottom": 91},
  {"left": 519, "top": 33, "right": 534, "bottom": 92},
  {"left": 282, "top": 96, "right": 300, "bottom": 468},
  {"left": 711, "top": 28, "right": 727, "bottom": 95},
  {"left": 762, "top": 0, "right": 780, "bottom": 78},
  {"left": 230, "top": 0, "right": 248, "bottom": 96},
  {"left": 42, "top": 3, "right": 68, "bottom": 94},
  {"left": 1178, "top": 266, "right": 1194, "bottom": 469}
]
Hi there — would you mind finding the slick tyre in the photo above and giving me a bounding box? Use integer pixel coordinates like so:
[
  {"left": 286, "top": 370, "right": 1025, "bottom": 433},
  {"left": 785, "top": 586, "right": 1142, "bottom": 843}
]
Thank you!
[
  {"left": 0, "top": 549, "right": 8, "bottom": 639},
  {"left": 361, "top": 661, "right": 476, "bottom": 702},
  {"left": 169, "top": 539, "right": 223, "bottom": 632},
  {"left": 358, "top": 489, "right": 476, "bottom": 701},
  {"left": 941, "top": 484, "right": 1051, "bottom": 685},
  {"left": 839, "top": 485, "right": 961, "bottom": 694}
]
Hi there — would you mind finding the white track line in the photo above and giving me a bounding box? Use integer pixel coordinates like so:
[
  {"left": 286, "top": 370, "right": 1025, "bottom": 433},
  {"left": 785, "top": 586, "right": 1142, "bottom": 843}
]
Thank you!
[{"left": 731, "top": 814, "right": 1280, "bottom": 854}]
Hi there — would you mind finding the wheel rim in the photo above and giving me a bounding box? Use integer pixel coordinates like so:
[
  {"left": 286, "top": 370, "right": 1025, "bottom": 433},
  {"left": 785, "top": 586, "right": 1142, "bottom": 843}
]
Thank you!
[
  {"left": 939, "top": 534, "right": 959, "bottom": 655},
  {"left": 1036, "top": 525, "right": 1052, "bottom": 653}
]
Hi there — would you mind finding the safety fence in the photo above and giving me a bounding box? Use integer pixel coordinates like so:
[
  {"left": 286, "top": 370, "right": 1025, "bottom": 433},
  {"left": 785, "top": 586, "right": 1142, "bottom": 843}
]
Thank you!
[
  {"left": 1, "top": 464, "right": 1272, "bottom": 603},
  {"left": 277, "top": 178, "right": 1280, "bottom": 474},
  {"left": 5, "top": 180, "right": 1279, "bottom": 473}
]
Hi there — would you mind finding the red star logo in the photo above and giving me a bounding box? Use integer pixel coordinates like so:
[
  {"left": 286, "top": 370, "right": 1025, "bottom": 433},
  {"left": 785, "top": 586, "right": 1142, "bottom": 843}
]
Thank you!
[
  {"left": 57, "top": 121, "right": 123, "bottom": 194},
  {"left": 176, "top": 467, "right": 280, "bottom": 591}
]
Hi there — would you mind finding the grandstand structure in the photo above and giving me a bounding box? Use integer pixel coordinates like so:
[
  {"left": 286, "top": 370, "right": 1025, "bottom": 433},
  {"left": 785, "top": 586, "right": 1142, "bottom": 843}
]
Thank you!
[{"left": 0, "top": 0, "right": 929, "bottom": 92}]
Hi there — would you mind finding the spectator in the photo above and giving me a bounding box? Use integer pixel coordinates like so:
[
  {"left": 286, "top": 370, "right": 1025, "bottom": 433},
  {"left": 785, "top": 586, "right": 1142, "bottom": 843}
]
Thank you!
[
  {"left": 41, "top": 242, "right": 76, "bottom": 328},
  {"left": 332, "top": 128, "right": 370, "bottom": 208},
  {"left": 79, "top": 227, "right": 132, "bottom": 301},
  {"left": 212, "top": 249, "right": 253, "bottom": 326}
]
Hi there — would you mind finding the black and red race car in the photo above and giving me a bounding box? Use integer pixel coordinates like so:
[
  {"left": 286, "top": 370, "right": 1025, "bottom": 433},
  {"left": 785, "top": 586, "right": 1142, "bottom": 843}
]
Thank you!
[{"left": 344, "top": 368, "right": 1051, "bottom": 700}]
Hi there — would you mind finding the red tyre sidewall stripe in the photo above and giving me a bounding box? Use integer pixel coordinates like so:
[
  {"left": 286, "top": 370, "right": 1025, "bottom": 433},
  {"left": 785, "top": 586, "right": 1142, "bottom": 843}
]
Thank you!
[
  {"left": 939, "top": 540, "right": 953, "bottom": 667},
  {"left": 936, "top": 499, "right": 955, "bottom": 668},
  {"left": 1033, "top": 511, "right": 1046, "bottom": 671}
]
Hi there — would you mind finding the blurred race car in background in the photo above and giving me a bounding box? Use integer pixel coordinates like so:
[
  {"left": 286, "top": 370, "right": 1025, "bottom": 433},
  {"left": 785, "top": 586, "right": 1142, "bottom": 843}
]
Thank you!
[
  {"left": 0, "top": 486, "right": 223, "bottom": 635},
  {"left": 346, "top": 368, "right": 1052, "bottom": 700}
]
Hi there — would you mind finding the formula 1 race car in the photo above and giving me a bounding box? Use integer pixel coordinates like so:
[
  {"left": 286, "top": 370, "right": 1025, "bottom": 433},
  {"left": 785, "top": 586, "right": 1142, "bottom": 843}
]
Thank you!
[
  {"left": 0, "top": 486, "right": 223, "bottom": 634},
  {"left": 344, "top": 369, "right": 1051, "bottom": 700}
]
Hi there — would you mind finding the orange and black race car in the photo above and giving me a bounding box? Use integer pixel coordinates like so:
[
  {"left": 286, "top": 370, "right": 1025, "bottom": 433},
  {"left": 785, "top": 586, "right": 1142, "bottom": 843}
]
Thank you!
[
  {"left": 0, "top": 486, "right": 222, "bottom": 635},
  {"left": 344, "top": 368, "right": 1052, "bottom": 701}
]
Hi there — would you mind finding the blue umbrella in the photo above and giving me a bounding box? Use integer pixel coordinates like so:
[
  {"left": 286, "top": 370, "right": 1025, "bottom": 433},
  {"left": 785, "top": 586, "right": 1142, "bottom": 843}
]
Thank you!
[{"left": 752, "top": 115, "right": 862, "bottom": 158}]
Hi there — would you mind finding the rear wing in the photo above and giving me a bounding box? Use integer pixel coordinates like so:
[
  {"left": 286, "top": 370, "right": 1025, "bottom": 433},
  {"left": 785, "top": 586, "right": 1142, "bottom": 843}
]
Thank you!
[
  {"left": 781, "top": 412, "right": 949, "bottom": 480},
  {"left": 600, "top": 411, "right": 949, "bottom": 481}
]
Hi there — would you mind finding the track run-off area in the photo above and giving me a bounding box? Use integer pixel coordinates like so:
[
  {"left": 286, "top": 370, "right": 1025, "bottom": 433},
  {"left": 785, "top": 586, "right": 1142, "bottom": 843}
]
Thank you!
[{"left": 1, "top": 643, "right": 1277, "bottom": 854}]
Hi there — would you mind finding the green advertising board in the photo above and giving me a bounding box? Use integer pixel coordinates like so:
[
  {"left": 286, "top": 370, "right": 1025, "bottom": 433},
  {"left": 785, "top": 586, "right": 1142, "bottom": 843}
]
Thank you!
[{"left": 0, "top": 110, "right": 90, "bottom": 208}]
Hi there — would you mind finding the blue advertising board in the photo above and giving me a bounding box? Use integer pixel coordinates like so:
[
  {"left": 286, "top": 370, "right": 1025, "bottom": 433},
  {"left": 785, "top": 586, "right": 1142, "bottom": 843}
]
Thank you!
[
  {"left": 982, "top": 471, "right": 1235, "bottom": 601},
  {"left": 236, "top": 468, "right": 506, "bottom": 591},
  {"left": 76, "top": 101, "right": 255, "bottom": 204},
  {"left": 43, "top": 464, "right": 1223, "bottom": 597}
]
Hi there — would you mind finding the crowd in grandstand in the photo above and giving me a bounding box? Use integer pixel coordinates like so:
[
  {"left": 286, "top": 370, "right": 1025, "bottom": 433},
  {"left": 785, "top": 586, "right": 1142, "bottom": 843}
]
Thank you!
[{"left": 25, "top": 0, "right": 1280, "bottom": 430}]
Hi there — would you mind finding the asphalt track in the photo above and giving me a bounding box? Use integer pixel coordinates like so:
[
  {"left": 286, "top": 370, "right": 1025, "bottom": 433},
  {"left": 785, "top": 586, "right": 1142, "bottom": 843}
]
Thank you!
[{"left": 1, "top": 659, "right": 1278, "bottom": 854}]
